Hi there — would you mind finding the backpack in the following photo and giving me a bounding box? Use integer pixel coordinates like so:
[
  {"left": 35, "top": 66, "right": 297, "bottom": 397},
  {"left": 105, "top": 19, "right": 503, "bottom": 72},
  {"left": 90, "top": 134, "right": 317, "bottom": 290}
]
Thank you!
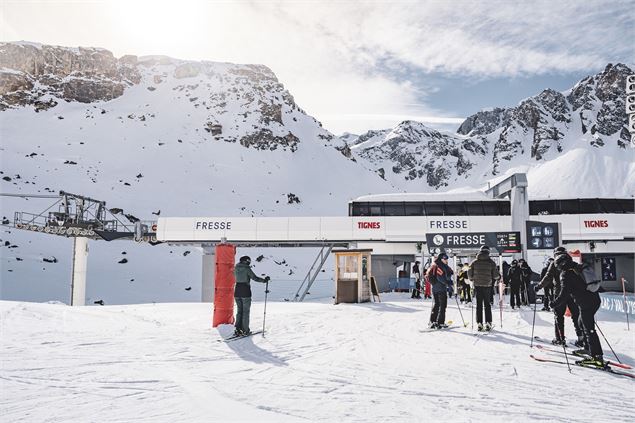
[{"left": 572, "top": 262, "right": 601, "bottom": 292}]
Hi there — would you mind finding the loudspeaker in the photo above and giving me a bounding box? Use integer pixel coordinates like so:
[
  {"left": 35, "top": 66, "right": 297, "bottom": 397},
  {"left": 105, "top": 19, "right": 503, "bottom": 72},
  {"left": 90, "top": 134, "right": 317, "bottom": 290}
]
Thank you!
[
  {"left": 627, "top": 94, "right": 635, "bottom": 114},
  {"left": 627, "top": 74, "right": 635, "bottom": 95}
]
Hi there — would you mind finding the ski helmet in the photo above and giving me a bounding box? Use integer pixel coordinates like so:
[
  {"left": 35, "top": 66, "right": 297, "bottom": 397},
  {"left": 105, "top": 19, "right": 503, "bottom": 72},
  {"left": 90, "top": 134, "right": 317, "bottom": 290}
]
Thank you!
[{"left": 554, "top": 253, "right": 572, "bottom": 270}]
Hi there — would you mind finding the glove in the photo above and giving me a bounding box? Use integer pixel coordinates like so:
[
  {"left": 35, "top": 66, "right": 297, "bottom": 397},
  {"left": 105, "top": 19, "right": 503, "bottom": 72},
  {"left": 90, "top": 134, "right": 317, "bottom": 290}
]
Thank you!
[
  {"left": 264, "top": 276, "right": 271, "bottom": 282},
  {"left": 534, "top": 285, "right": 541, "bottom": 292}
]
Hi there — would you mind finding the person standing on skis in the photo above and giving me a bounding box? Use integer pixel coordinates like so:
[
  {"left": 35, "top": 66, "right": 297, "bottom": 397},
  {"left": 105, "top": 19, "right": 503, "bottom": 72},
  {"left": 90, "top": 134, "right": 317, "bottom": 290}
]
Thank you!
[
  {"left": 427, "top": 253, "right": 453, "bottom": 329},
  {"left": 539, "top": 258, "right": 555, "bottom": 311},
  {"left": 411, "top": 260, "right": 422, "bottom": 299},
  {"left": 518, "top": 259, "right": 532, "bottom": 305},
  {"left": 468, "top": 245, "right": 500, "bottom": 331},
  {"left": 234, "top": 255, "right": 270, "bottom": 336},
  {"left": 535, "top": 247, "right": 584, "bottom": 346},
  {"left": 551, "top": 252, "right": 605, "bottom": 367},
  {"left": 457, "top": 263, "right": 471, "bottom": 303},
  {"left": 507, "top": 260, "right": 523, "bottom": 309}
]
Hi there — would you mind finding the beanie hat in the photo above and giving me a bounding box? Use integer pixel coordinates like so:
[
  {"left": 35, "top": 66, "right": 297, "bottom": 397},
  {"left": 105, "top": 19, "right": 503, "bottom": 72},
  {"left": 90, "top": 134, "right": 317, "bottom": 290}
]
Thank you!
[
  {"left": 511, "top": 259, "right": 518, "bottom": 265},
  {"left": 480, "top": 245, "right": 490, "bottom": 252},
  {"left": 438, "top": 252, "right": 449, "bottom": 260},
  {"left": 239, "top": 255, "right": 251, "bottom": 264}
]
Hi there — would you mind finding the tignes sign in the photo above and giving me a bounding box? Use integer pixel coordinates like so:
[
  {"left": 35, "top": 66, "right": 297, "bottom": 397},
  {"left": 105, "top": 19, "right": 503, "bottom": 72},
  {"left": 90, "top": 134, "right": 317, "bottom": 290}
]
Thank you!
[{"left": 425, "top": 232, "right": 522, "bottom": 254}]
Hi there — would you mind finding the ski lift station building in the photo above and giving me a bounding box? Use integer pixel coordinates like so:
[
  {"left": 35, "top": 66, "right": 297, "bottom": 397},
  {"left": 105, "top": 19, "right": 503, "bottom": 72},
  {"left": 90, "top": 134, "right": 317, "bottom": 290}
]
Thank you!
[{"left": 156, "top": 174, "right": 635, "bottom": 301}]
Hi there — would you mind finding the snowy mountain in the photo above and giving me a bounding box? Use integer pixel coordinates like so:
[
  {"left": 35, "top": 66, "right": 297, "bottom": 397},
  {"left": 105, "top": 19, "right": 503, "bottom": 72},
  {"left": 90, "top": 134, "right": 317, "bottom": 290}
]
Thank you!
[
  {"left": 0, "top": 42, "right": 391, "bottom": 304},
  {"left": 1, "top": 42, "right": 633, "bottom": 305},
  {"left": 351, "top": 63, "right": 635, "bottom": 196},
  {"left": 2, "top": 296, "right": 634, "bottom": 422}
]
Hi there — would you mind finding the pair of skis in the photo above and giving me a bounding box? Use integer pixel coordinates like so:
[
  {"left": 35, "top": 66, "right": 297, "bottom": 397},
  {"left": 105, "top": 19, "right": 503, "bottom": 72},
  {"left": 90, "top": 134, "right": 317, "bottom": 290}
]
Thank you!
[
  {"left": 530, "top": 340, "right": 634, "bottom": 379},
  {"left": 218, "top": 330, "right": 263, "bottom": 343}
]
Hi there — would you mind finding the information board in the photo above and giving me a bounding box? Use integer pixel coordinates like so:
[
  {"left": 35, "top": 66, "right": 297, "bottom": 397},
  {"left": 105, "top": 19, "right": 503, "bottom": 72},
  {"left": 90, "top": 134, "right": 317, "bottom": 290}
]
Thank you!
[{"left": 425, "top": 232, "right": 521, "bottom": 254}]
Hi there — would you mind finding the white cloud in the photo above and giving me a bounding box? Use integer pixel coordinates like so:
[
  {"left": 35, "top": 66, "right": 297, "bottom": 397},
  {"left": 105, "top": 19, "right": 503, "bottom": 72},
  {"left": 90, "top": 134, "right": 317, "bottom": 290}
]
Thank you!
[{"left": 1, "top": 0, "right": 632, "bottom": 135}]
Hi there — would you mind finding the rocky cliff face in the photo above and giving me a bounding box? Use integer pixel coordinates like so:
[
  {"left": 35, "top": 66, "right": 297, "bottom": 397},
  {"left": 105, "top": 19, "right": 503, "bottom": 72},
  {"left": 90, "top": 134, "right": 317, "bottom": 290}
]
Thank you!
[
  {"left": 0, "top": 42, "right": 337, "bottom": 153},
  {"left": 0, "top": 42, "right": 140, "bottom": 111},
  {"left": 352, "top": 63, "right": 633, "bottom": 188}
]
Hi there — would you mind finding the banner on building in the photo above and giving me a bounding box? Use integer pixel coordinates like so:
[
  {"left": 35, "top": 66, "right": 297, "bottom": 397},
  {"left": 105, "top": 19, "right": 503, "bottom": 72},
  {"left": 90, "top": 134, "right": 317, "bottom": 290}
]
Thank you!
[{"left": 425, "top": 232, "right": 521, "bottom": 254}]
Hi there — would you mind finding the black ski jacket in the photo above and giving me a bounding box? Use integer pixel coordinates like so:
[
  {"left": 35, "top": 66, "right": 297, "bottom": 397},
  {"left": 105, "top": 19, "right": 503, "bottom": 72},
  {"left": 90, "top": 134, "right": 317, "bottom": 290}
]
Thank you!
[
  {"left": 536, "top": 261, "right": 561, "bottom": 293},
  {"left": 552, "top": 263, "right": 600, "bottom": 310},
  {"left": 507, "top": 265, "right": 522, "bottom": 286}
]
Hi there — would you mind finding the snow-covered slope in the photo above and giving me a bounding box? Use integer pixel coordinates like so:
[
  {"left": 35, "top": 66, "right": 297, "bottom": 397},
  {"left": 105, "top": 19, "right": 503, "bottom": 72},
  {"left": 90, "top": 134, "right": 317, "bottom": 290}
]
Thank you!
[
  {"left": 1, "top": 296, "right": 633, "bottom": 422},
  {"left": 0, "top": 42, "right": 391, "bottom": 304},
  {"left": 351, "top": 64, "right": 635, "bottom": 196}
]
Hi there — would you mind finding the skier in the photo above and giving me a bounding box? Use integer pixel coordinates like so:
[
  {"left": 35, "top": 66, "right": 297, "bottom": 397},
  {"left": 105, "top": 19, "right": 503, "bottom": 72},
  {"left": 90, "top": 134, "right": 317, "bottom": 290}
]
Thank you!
[
  {"left": 518, "top": 259, "right": 532, "bottom": 305},
  {"left": 233, "top": 255, "right": 270, "bottom": 336},
  {"left": 423, "top": 259, "right": 433, "bottom": 299},
  {"left": 507, "top": 260, "right": 523, "bottom": 309},
  {"left": 457, "top": 263, "right": 472, "bottom": 303},
  {"left": 468, "top": 245, "right": 500, "bottom": 331},
  {"left": 426, "top": 253, "right": 452, "bottom": 329},
  {"left": 539, "top": 258, "right": 554, "bottom": 311},
  {"left": 535, "top": 247, "right": 584, "bottom": 346},
  {"left": 411, "top": 260, "right": 422, "bottom": 299},
  {"left": 551, "top": 252, "right": 605, "bottom": 367}
]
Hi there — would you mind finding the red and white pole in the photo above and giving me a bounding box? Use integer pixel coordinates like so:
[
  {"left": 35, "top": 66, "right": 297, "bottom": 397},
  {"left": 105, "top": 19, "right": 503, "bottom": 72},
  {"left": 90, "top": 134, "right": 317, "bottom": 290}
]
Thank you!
[{"left": 621, "top": 276, "right": 630, "bottom": 331}]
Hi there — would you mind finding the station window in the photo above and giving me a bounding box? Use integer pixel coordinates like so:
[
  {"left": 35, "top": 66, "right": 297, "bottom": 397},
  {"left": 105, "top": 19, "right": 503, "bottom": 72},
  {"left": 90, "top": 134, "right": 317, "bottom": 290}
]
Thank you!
[
  {"left": 368, "top": 203, "right": 384, "bottom": 216},
  {"left": 465, "top": 202, "right": 484, "bottom": 216},
  {"left": 404, "top": 202, "right": 424, "bottom": 216},
  {"left": 482, "top": 202, "right": 501, "bottom": 215},
  {"left": 351, "top": 203, "right": 369, "bottom": 216},
  {"left": 444, "top": 202, "right": 467, "bottom": 216},
  {"left": 579, "top": 199, "right": 603, "bottom": 213},
  {"left": 529, "top": 200, "right": 557, "bottom": 215},
  {"left": 559, "top": 199, "right": 580, "bottom": 214},
  {"left": 384, "top": 202, "right": 405, "bottom": 216},
  {"left": 618, "top": 198, "right": 635, "bottom": 213},
  {"left": 423, "top": 202, "right": 444, "bottom": 216},
  {"left": 499, "top": 202, "right": 511, "bottom": 215}
]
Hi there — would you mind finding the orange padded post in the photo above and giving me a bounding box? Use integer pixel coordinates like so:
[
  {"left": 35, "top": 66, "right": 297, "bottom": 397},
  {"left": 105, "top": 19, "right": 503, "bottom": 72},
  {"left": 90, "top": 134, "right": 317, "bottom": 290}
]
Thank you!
[{"left": 213, "top": 244, "right": 236, "bottom": 327}]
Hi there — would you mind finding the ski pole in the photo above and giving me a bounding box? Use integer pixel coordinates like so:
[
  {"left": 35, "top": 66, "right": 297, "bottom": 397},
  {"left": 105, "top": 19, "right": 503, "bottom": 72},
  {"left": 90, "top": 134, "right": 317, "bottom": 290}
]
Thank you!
[
  {"left": 471, "top": 289, "right": 474, "bottom": 331},
  {"left": 595, "top": 322, "right": 622, "bottom": 364},
  {"left": 621, "top": 277, "right": 630, "bottom": 331},
  {"left": 530, "top": 300, "right": 537, "bottom": 348},
  {"left": 499, "top": 280, "right": 504, "bottom": 329},
  {"left": 554, "top": 316, "right": 571, "bottom": 372},
  {"left": 262, "top": 280, "right": 269, "bottom": 336},
  {"left": 454, "top": 294, "right": 466, "bottom": 327}
]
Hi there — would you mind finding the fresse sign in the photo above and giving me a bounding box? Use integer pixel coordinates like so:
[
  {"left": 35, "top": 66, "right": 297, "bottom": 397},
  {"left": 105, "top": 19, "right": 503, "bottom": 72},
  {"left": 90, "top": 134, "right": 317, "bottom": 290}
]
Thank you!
[{"left": 426, "top": 231, "right": 521, "bottom": 253}]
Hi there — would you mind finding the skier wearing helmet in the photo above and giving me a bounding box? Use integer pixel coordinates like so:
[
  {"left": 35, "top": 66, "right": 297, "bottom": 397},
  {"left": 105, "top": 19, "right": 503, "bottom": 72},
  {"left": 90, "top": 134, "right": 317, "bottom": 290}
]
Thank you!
[{"left": 233, "top": 255, "right": 269, "bottom": 336}]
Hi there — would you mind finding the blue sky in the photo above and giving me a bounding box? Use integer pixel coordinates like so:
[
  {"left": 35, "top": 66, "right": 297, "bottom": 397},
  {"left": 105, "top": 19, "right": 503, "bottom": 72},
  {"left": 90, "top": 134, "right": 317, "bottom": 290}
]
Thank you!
[{"left": 1, "top": 0, "right": 634, "bottom": 134}]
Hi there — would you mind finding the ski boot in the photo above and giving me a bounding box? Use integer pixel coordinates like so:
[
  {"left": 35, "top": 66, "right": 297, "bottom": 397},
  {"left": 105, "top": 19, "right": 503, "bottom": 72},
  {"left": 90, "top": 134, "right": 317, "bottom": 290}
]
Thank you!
[
  {"left": 576, "top": 356, "right": 609, "bottom": 369},
  {"left": 428, "top": 322, "right": 439, "bottom": 329},
  {"left": 574, "top": 336, "right": 585, "bottom": 348},
  {"left": 439, "top": 323, "right": 449, "bottom": 329},
  {"left": 477, "top": 323, "right": 484, "bottom": 332},
  {"left": 485, "top": 322, "right": 493, "bottom": 332},
  {"left": 551, "top": 338, "right": 565, "bottom": 346},
  {"left": 233, "top": 329, "right": 244, "bottom": 337},
  {"left": 573, "top": 348, "right": 590, "bottom": 356}
]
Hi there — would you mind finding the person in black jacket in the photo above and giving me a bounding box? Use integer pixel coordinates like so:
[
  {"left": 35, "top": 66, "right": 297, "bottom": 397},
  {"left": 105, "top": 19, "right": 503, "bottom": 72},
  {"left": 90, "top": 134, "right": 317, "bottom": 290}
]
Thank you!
[
  {"left": 427, "top": 253, "right": 453, "bottom": 329},
  {"left": 411, "top": 261, "right": 422, "bottom": 299},
  {"left": 551, "top": 253, "right": 605, "bottom": 367},
  {"left": 518, "top": 259, "right": 532, "bottom": 305},
  {"left": 539, "top": 258, "right": 554, "bottom": 311},
  {"left": 535, "top": 247, "right": 584, "bottom": 346},
  {"left": 507, "top": 260, "right": 523, "bottom": 309},
  {"left": 234, "top": 256, "right": 270, "bottom": 336}
]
